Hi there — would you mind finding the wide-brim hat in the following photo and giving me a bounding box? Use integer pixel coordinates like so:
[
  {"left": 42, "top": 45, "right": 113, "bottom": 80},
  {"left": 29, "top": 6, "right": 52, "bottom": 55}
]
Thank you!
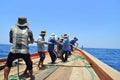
[
  {"left": 63, "top": 33, "right": 69, "bottom": 38},
  {"left": 74, "top": 37, "right": 78, "bottom": 41},
  {"left": 50, "top": 33, "right": 56, "bottom": 38},
  {"left": 40, "top": 30, "right": 46, "bottom": 35},
  {"left": 60, "top": 37, "right": 64, "bottom": 40},
  {"left": 16, "top": 17, "right": 29, "bottom": 26}
]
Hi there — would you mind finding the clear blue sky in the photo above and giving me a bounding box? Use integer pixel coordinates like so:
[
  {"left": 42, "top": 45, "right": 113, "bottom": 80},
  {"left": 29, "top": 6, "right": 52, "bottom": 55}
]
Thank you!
[{"left": 0, "top": 0, "right": 120, "bottom": 49}]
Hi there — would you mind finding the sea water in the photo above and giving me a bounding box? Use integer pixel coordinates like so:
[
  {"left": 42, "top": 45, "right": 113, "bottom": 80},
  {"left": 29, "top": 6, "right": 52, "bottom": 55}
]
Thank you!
[{"left": 84, "top": 48, "right": 120, "bottom": 72}]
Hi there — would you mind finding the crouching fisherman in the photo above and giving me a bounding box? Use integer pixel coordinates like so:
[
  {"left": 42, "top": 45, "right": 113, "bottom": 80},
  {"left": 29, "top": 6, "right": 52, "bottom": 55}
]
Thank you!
[
  {"left": 70, "top": 37, "right": 78, "bottom": 51},
  {"left": 56, "top": 37, "right": 64, "bottom": 59}
]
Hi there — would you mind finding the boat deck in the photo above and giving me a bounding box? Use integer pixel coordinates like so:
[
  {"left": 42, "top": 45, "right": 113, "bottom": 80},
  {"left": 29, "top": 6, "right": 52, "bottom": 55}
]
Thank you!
[
  {"left": 0, "top": 50, "right": 100, "bottom": 80},
  {"left": 1, "top": 49, "right": 120, "bottom": 80}
]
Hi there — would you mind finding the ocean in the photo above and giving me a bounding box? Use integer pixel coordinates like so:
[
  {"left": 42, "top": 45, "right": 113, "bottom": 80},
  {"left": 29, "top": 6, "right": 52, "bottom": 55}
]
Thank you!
[{"left": 0, "top": 44, "right": 120, "bottom": 72}]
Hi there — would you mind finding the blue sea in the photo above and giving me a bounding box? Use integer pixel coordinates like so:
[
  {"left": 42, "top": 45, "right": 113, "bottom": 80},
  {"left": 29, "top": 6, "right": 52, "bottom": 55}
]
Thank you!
[{"left": 0, "top": 44, "right": 120, "bottom": 72}]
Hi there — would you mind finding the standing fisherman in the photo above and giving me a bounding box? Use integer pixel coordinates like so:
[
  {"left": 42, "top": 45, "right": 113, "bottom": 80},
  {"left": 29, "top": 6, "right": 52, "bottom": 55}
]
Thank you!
[
  {"left": 48, "top": 33, "right": 58, "bottom": 64},
  {"left": 4, "top": 17, "right": 35, "bottom": 80},
  {"left": 35, "top": 30, "right": 48, "bottom": 69},
  {"left": 61, "top": 34, "right": 70, "bottom": 62}
]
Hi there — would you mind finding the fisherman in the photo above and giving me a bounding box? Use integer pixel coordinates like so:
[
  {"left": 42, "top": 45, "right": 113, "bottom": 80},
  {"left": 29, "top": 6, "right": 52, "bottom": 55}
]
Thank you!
[
  {"left": 4, "top": 17, "right": 35, "bottom": 80},
  {"left": 56, "top": 37, "right": 64, "bottom": 59},
  {"left": 48, "top": 33, "right": 58, "bottom": 64},
  {"left": 34, "top": 30, "right": 48, "bottom": 69},
  {"left": 61, "top": 34, "right": 70, "bottom": 62},
  {"left": 70, "top": 37, "right": 78, "bottom": 51}
]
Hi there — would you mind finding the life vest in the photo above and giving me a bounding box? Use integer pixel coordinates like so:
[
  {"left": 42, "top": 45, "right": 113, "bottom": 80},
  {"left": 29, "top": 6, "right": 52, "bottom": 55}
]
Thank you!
[{"left": 10, "top": 26, "right": 29, "bottom": 54}]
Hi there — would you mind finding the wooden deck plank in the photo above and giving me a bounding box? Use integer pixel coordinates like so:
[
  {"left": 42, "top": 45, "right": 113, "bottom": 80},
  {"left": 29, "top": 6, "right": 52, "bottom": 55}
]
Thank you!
[
  {"left": 69, "top": 53, "right": 100, "bottom": 80},
  {"left": 45, "top": 63, "right": 74, "bottom": 80},
  {"left": 0, "top": 50, "right": 101, "bottom": 80}
]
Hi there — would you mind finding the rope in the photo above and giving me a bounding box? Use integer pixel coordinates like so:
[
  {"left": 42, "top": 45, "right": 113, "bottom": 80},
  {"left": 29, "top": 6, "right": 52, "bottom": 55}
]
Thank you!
[
  {"left": 8, "top": 75, "right": 19, "bottom": 80},
  {"left": 45, "top": 64, "right": 91, "bottom": 67},
  {"left": 75, "top": 55, "right": 96, "bottom": 80},
  {"left": 8, "top": 58, "right": 20, "bottom": 80},
  {"left": 17, "top": 58, "right": 20, "bottom": 80},
  {"left": 8, "top": 53, "right": 97, "bottom": 80},
  {"left": 39, "top": 54, "right": 96, "bottom": 80}
]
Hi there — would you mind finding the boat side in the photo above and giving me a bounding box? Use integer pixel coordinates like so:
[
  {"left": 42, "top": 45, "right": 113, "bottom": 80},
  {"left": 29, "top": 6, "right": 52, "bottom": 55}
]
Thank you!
[{"left": 77, "top": 48, "right": 120, "bottom": 80}]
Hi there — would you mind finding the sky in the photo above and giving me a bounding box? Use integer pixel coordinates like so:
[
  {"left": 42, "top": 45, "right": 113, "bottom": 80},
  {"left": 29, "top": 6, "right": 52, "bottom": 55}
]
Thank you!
[{"left": 0, "top": 0, "right": 120, "bottom": 49}]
